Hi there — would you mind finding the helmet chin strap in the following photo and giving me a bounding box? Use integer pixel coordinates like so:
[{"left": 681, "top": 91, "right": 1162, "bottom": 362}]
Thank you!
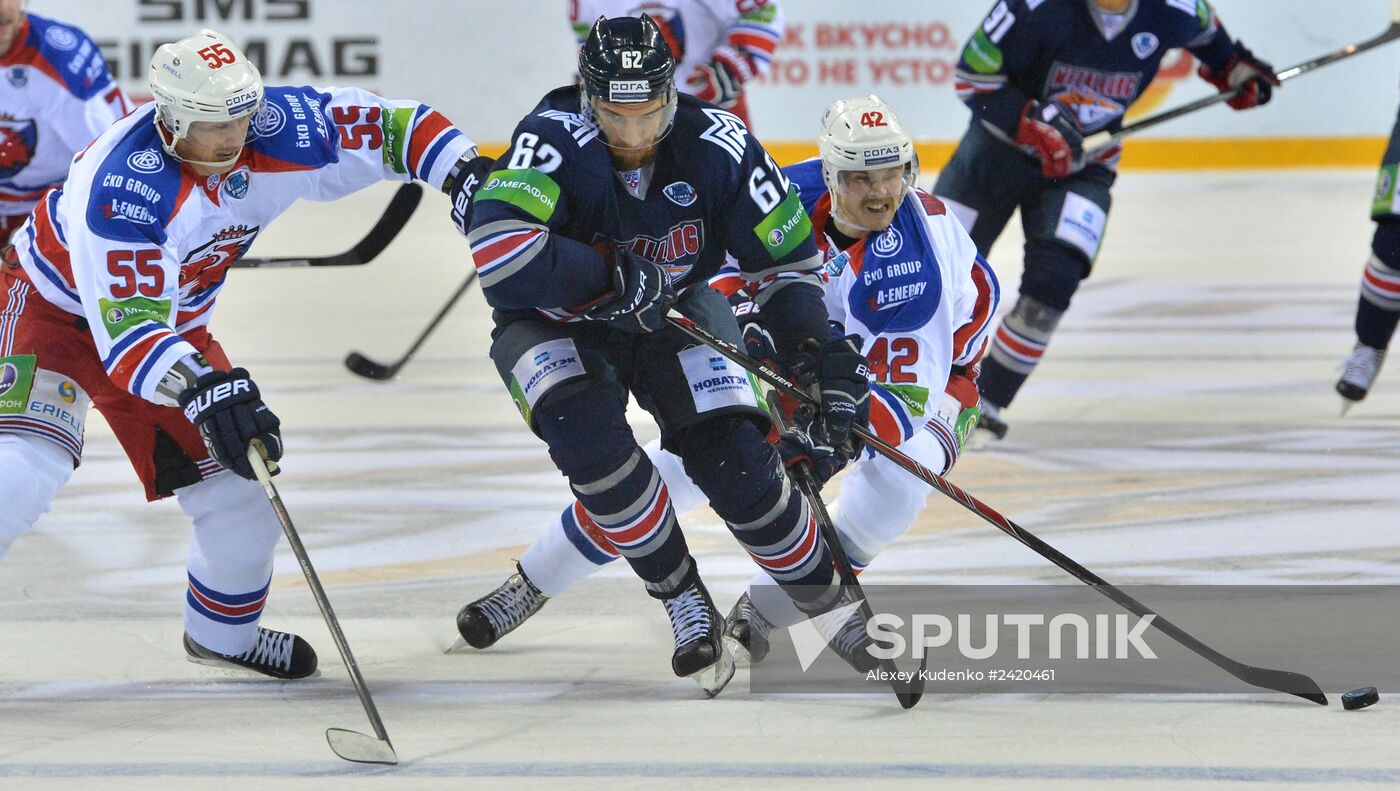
[{"left": 829, "top": 188, "right": 898, "bottom": 236}]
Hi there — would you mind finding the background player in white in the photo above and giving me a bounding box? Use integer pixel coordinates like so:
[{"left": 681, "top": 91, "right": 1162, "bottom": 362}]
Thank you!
[
  {"left": 0, "top": 0, "right": 129, "bottom": 242},
  {"left": 569, "top": 0, "right": 783, "bottom": 127},
  {"left": 454, "top": 96, "right": 999, "bottom": 666},
  {"left": 0, "top": 30, "right": 481, "bottom": 679}
]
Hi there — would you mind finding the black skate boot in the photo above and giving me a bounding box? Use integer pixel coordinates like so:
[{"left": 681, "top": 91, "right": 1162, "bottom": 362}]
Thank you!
[
  {"left": 184, "top": 627, "right": 318, "bottom": 680},
  {"left": 968, "top": 399, "right": 1008, "bottom": 449},
  {"left": 455, "top": 564, "right": 548, "bottom": 649},
  {"left": 662, "top": 573, "right": 734, "bottom": 698},
  {"left": 1337, "top": 342, "right": 1386, "bottom": 414},
  {"left": 722, "top": 592, "right": 773, "bottom": 666},
  {"left": 826, "top": 605, "right": 880, "bottom": 674}
]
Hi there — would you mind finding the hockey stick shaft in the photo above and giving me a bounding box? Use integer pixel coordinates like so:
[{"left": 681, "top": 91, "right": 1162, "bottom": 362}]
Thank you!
[
  {"left": 344, "top": 268, "right": 478, "bottom": 380},
  {"left": 1085, "top": 5, "right": 1400, "bottom": 154},
  {"left": 665, "top": 313, "right": 1326, "bottom": 704},
  {"left": 766, "top": 392, "right": 924, "bottom": 708},
  {"left": 234, "top": 182, "right": 423, "bottom": 269},
  {"left": 247, "top": 449, "right": 398, "bottom": 764}
]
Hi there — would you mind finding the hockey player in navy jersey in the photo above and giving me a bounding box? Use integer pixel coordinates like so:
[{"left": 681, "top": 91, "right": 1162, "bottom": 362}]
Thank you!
[
  {"left": 464, "top": 15, "right": 870, "bottom": 696},
  {"left": 0, "top": 30, "right": 486, "bottom": 681},
  {"left": 937, "top": 0, "right": 1278, "bottom": 443},
  {"left": 1336, "top": 94, "right": 1400, "bottom": 411},
  {"left": 0, "top": 1, "right": 130, "bottom": 242},
  {"left": 454, "top": 96, "right": 999, "bottom": 671},
  {"left": 569, "top": 0, "right": 784, "bottom": 127}
]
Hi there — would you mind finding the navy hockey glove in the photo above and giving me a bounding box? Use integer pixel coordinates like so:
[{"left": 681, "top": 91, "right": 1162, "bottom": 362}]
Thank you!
[
  {"left": 1198, "top": 41, "right": 1278, "bottom": 110},
  {"left": 443, "top": 154, "right": 495, "bottom": 236},
  {"left": 775, "top": 422, "right": 848, "bottom": 491},
  {"left": 179, "top": 368, "right": 283, "bottom": 481},
  {"left": 580, "top": 241, "right": 677, "bottom": 333},
  {"left": 792, "top": 335, "right": 871, "bottom": 457},
  {"left": 1015, "top": 100, "right": 1084, "bottom": 180}
]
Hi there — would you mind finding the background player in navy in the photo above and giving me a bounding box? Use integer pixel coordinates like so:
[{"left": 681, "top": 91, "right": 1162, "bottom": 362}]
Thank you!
[
  {"left": 1336, "top": 88, "right": 1400, "bottom": 412},
  {"left": 464, "top": 15, "right": 869, "bottom": 696},
  {"left": 936, "top": 0, "right": 1277, "bottom": 442}
]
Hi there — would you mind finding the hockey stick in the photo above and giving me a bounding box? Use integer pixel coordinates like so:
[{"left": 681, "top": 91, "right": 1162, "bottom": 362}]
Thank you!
[
  {"left": 765, "top": 391, "right": 925, "bottom": 709},
  {"left": 233, "top": 183, "right": 423, "bottom": 269},
  {"left": 666, "top": 312, "right": 1327, "bottom": 705},
  {"left": 344, "top": 268, "right": 478, "bottom": 380},
  {"left": 247, "top": 448, "right": 399, "bottom": 765},
  {"left": 1084, "top": 0, "right": 1400, "bottom": 154}
]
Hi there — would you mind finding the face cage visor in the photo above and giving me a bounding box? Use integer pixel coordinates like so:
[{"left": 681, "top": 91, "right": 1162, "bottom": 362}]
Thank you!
[
  {"left": 827, "top": 159, "right": 920, "bottom": 235},
  {"left": 583, "top": 86, "right": 678, "bottom": 152},
  {"left": 157, "top": 98, "right": 265, "bottom": 170}
]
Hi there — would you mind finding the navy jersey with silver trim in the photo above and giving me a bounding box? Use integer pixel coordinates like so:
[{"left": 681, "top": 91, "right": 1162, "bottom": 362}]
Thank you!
[
  {"left": 956, "top": 0, "right": 1239, "bottom": 141},
  {"left": 467, "top": 87, "right": 822, "bottom": 319}
]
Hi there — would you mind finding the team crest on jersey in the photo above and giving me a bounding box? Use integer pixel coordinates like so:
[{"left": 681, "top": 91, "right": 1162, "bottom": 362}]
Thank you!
[
  {"left": 613, "top": 220, "right": 704, "bottom": 282},
  {"left": 1131, "top": 32, "right": 1160, "bottom": 59},
  {"left": 663, "top": 181, "right": 697, "bottom": 206},
  {"left": 0, "top": 119, "right": 36, "bottom": 178},
  {"left": 44, "top": 26, "right": 79, "bottom": 51},
  {"left": 252, "top": 102, "right": 287, "bottom": 138},
  {"left": 223, "top": 168, "right": 250, "bottom": 199},
  {"left": 871, "top": 226, "right": 904, "bottom": 258},
  {"left": 127, "top": 149, "right": 164, "bottom": 175},
  {"left": 181, "top": 225, "right": 260, "bottom": 296},
  {"left": 6, "top": 67, "right": 25, "bottom": 88}
]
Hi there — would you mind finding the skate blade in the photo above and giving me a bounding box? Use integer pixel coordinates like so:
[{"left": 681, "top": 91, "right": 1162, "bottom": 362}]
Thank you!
[
  {"left": 722, "top": 634, "right": 751, "bottom": 667},
  {"left": 1340, "top": 399, "right": 1355, "bottom": 417},
  {"left": 444, "top": 636, "right": 473, "bottom": 654},
  {"left": 326, "top": 728, "right": 397, "bottom": 765},
  {"left": 690, "top": 647, "right": 736, "bottom": 699},
  {"left": 184, "top": 654, "right": 322, "bottom": 680}
]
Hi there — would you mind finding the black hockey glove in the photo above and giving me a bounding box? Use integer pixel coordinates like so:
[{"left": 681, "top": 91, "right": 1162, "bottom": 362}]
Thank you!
[
  {"left": 792, "top": 335, "right": 871, "bottom": 458},
  {"left": 178, "top": 367, "right": 283, "bottom": 481},
  {"left": 775, "top": 423, "right": 848, "bottom": 490},
  {"left": 443, "top": 154, "right": 496, "bottom": 237},
  {"left": 580, "top": 241, "right": 677, "bottom": 333}
]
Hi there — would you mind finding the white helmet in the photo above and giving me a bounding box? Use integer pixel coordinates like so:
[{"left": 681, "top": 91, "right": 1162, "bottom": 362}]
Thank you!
[
  {"left": 148, "top": 29, "right": 263, "bottom": 168},
  {"left": 817, "top": 95, "right": 919, "bottom": 232}
]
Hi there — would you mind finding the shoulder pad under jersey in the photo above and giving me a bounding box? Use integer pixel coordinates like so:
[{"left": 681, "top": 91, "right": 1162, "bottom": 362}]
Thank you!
[
  {"left": 245, "top": 85, "right": 338, "bottom": 169},
  {"left": 85, "top": 115, "right": 185, "bottom": 245},
  {"left": 19, "top": 14, "right": 112, "bottom": 99}
]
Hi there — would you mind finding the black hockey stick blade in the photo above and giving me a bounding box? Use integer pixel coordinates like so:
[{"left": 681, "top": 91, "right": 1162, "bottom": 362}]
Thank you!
[
  {"left": 233, "top": 182, "right": 423, "bottom": 269},
  {"left": 326, "top": 728, "right": 398, "bottom": 765},
  {"left": 343, "top": 351, "right": 399, "bottom": 381},
  {"left": 343, "top": 270, "right": 479, "bottom": 381}
]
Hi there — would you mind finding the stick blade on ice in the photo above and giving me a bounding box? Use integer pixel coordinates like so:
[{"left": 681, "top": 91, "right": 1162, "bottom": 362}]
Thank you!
[
  {"left": 326, "top": 728, "right": 398, "bottom": 765},
  {"left": 344, "top": 351, "right": 397, "bottom": 381}
]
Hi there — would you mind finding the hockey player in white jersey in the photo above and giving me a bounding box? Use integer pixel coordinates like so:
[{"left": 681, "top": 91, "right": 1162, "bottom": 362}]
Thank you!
[
  {"left": 0, "top": 1, "right": 130, "bottom": 242},
  {"left": 454, "top": 96, "right": 1000, "bottom": 666},
  {"left": 569, "top": 0, "right": 783, "bottom": 126},
  {"left": 0, "top": 30, "right": 484, "bottom": 680}
]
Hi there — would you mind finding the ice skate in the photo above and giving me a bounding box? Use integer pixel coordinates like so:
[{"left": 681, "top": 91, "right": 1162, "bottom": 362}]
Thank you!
[
  {"left": 184, "top": 627, "right": 318, "bottom": 680},
  {"left": 722, "top": 592, "right": 774, "bottom": 666},
  {"left": 967, "top": 399, "right": 1009, "bottom": 449},
  {"left": 662, "top": 575, "right": 734, "bottom": 697},
  {"left": 453, "top": 564, "right": 548, "bottom": 650},
  {"left": 1337, "top": 343, "right": 1386, "bottom": 415}
]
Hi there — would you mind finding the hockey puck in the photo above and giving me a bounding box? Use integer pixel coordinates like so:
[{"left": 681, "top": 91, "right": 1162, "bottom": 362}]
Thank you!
[{"left": 1341, "top": 687, "right": 1379, "bottom": 711}]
